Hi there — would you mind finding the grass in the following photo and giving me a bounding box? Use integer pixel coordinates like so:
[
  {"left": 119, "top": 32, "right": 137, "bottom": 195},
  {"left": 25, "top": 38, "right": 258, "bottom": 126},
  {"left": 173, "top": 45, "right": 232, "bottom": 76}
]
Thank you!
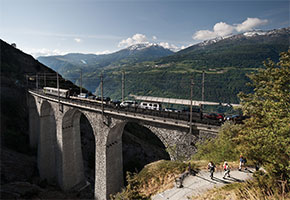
[
  {"left": 111, "top": 160, "right": 197, "bottom": 199},
  {"left": 112, "top": 159, "right": 289, "bottom": 200},
  {"left": 135, "top": 160, "right": 190, "bottom": 197}
]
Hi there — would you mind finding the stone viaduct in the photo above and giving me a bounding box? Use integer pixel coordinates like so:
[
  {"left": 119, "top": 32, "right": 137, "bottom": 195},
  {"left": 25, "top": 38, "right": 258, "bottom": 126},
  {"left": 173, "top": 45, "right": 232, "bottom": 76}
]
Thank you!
[{"left": 27, "top": 90, "right": 220, "bottom": 200}]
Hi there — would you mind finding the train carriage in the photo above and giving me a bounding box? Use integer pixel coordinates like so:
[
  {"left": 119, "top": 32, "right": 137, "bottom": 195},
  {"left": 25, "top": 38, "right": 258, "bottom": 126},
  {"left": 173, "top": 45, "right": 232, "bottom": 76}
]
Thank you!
[{"left": 43, "top": 87, "right": 70, "bottom": 98}]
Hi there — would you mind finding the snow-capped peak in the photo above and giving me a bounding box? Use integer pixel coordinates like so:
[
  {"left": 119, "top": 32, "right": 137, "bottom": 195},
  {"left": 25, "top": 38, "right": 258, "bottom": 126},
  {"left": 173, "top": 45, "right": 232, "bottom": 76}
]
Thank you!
[
  {"left": 197, "top": 27, "right": 290, "bottom": 47},
  {"left": 243, "top": 27, "right": 290, "bottom": 37},
  {"left": 127, "top": 43, "right": 158, "bottom": 51},
  {"left": 198, "top": 37, "right": 224, "bottom": 46},
  {"left": 243, "top": 30, "right": 267, "bottom": 37}
]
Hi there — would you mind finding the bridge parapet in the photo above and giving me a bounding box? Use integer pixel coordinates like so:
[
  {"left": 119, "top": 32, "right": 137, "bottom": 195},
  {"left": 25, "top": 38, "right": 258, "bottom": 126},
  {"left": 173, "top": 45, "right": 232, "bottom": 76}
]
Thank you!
[{"left": 28, "top": 89, "right": 220, "bottom": 134}]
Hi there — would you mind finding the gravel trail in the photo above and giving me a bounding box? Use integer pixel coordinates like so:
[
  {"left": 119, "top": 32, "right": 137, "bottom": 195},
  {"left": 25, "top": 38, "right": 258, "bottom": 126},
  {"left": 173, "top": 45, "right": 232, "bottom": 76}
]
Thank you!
[{"left": 151, "top": 168, "right": 254, "bottom": 200}]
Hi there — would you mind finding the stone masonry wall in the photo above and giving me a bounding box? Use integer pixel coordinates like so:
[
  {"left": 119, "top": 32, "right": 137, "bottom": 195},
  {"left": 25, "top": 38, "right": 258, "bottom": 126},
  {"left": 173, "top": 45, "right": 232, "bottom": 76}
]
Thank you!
[{"left": 30, "top": 94, "right": 219, "bottom": 200}]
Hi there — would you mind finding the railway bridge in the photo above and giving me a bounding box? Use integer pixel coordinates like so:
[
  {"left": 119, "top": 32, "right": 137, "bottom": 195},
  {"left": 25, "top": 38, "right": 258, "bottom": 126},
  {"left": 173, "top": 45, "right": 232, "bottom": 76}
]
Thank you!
[{"left": 28, "top": 89, "right": 220, "bottom": 200}]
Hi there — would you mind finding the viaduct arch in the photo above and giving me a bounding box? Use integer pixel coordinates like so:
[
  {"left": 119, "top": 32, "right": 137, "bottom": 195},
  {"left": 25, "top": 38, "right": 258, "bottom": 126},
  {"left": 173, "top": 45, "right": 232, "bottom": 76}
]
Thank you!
[{"left": 28, "top": 92, "right": 219, "bottom": 200}]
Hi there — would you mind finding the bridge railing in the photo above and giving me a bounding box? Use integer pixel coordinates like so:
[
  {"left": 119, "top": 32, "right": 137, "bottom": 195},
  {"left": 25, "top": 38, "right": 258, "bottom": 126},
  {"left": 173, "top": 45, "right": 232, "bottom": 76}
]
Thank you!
[{"left": 30, "top": 89, "right": 222, "bottom": 127}]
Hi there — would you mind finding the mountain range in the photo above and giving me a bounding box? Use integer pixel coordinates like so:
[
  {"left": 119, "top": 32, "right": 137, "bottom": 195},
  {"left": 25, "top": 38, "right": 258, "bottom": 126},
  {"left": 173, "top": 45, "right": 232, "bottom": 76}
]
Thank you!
[
  {"left": 38, "top": 27, "right": 290, "bottom": 104},
  {"left": 157, "top": 27, "right": 289, "bottom": 68},
  {"left": 38, "top": 43, "right": 173, "bottom": 77}
]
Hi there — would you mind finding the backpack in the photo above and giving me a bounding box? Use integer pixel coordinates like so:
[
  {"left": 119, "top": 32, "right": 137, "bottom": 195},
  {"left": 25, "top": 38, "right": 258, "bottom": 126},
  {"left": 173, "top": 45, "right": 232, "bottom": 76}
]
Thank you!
[
  {"left": 208, "top": 163, "right": 215, "bottom": 171},
  {"left": 224, "top": 165, "right": 227, "bottom": 170},
  {"left": 211, "top": 164, "right": 215, "bottom": 171}
]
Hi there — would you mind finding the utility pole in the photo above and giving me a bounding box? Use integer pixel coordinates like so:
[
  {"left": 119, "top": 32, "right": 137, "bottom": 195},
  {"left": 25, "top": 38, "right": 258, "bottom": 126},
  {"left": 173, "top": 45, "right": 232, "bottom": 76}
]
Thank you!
[
  {"left": 36, "top": 74, "right": 38, "bottom": 89},
  {"left": 44, "top": 73, "right": 46, "bottom": 87},
  {"left": 201, "top": 71, "right": 205, "bottom": 118},
  {"left": 57, "top": 72, "right": 60, "bottom": 106},
  {"left": 190, "top": 77, "right": 194, "bottom": 134},
  {"left": 202, "top": 71, "right": 205, "bottom": 102},
  {"left": 80, "top": 69, "right": 82, "bottom": 94},
  {"left": 100, "top": 73, "right": 104, "bottom": 115},
  {"left": 122, "top": 70, "right": 125, "bottom": 102}
]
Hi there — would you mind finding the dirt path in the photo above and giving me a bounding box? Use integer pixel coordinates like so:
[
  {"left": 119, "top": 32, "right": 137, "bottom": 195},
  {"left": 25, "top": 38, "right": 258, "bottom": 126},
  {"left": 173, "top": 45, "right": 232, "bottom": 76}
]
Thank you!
[{"left": 151, "top": 168, "right": 254, "bottom": 200}]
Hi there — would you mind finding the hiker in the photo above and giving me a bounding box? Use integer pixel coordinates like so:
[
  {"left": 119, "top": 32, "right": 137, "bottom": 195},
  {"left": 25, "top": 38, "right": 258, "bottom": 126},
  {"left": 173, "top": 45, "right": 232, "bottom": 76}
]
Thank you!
[
  {"left": 243, "top": 157, "right": 247, "bottom": 170},
  {"left": 207, "top": 161, "right": 215, "bottom": 179},
  {"left": 223, "top": 161, "right": 230, "bottom": 178},
  {"left": 255, "top": 162, "right": 260, "bottom": 171},
  {"left": 239, "top": 155, "right": 243, "bottom": 171},
  {"left": 188, "top": 163, "right": 192, "bottom": 175}
]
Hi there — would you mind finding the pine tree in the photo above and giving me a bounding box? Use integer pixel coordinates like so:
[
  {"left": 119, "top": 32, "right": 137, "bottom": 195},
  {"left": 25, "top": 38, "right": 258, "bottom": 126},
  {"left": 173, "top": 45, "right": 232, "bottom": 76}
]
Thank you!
[{"left": 238, "top": 50, "right": 290, "bottom": 185}]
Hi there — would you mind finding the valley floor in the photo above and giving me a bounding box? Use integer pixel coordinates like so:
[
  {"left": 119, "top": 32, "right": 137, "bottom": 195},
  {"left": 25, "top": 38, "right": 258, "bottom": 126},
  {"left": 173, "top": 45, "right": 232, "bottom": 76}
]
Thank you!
[{"left": 151, "top": 168, "right": 254, "bottom": 200}]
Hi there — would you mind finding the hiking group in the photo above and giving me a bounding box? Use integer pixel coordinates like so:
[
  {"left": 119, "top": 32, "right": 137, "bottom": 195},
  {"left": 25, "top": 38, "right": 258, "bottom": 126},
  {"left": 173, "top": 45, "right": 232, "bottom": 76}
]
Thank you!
[{"left": 207, "top": 156, "right": 247, "bottom": 179}]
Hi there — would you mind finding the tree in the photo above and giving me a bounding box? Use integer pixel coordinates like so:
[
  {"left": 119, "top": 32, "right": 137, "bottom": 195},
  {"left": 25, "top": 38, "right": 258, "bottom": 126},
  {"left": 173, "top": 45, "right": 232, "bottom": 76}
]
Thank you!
[
  {"left": 193, "top": 122, "right": 242, "bottom": 163},
  {"left": 238, "top": 50, "right": 290, "bottom": 186}
]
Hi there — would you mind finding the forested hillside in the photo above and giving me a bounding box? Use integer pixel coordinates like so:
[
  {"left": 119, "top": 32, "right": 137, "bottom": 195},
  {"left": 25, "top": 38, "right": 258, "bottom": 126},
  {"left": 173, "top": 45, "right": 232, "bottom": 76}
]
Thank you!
[
  {"left": 157, "top": 27, "right": 289, "bottom": 68},
  {"left": 38, "top": 44, "right": 173, "bottom": 84},
  {"left": 96, "top": 28, "right": 289, "bottom": 103},
  {"left": 38, "top": 27, "right": 289, "bottom": 105}
]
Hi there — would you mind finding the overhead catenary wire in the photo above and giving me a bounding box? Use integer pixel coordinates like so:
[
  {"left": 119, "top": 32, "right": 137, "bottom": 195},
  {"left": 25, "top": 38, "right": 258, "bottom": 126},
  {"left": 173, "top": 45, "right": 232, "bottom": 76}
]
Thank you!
[{"left": 28, "top": 67, "right": 242, "bottom": 104}]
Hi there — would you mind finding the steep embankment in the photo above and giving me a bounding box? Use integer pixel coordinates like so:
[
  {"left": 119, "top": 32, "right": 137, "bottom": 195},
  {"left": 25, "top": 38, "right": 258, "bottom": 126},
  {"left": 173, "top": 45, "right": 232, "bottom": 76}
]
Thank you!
[
  {"left": 1, "top": 40, "right": 82, "bottom": 151},
  {"left": 0, "top": 39, "right": 83, "bottom": 199}
]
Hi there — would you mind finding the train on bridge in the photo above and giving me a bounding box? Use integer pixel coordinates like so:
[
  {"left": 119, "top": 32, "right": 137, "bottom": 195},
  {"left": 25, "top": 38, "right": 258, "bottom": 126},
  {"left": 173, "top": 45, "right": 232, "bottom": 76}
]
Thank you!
[{"left": 42, "top": 87, "right": 246, "bottom": 124}]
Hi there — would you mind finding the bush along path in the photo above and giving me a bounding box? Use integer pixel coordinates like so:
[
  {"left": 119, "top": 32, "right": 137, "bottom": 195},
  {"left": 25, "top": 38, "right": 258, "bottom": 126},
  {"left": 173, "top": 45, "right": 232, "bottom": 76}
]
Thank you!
[{"left": 151, "top": 168, "right": 254, "bottom": 200}]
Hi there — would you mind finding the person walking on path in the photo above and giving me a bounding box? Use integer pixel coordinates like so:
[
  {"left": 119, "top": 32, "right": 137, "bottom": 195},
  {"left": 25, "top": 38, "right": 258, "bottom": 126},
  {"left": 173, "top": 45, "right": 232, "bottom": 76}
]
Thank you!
[
  {"left": 239, "top": 155, "right": 243, "bottom": 171},
  {"left": 223, "top": 161, "right": 230, "bottom": 178},
  {"left": 239, "top": 155, "right": 248, "bottom": 171},
  {"left": 207, "top": 161, "right": 215, "bottom": 179},
  {"left": 243, "top": 157, "right": 247, "bottom": 170}
]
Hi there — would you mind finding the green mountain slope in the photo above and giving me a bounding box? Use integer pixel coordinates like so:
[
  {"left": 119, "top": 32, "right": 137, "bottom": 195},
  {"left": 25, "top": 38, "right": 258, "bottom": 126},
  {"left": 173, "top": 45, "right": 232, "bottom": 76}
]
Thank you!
[
  {"left": 157, "top": 27, "right": 289, "bottom": 69},
  {"left": 39, "top": 27, "right": 289, "bottom": 104},
  {"left": 90, "top": 28, "right": 290, "bottom": 104},
  {"left": 38, "top": 44, "right": 174, "bottom": 81}
]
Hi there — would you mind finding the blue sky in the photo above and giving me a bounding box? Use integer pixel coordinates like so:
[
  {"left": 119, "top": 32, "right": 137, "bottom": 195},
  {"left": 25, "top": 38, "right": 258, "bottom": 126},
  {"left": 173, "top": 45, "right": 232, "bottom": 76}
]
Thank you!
[{"left": 1, "top": 0, "right": 289, "bottom": 57}]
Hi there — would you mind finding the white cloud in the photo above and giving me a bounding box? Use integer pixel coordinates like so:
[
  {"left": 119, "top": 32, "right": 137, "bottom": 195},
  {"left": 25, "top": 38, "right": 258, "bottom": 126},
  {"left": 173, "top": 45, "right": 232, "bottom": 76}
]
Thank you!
[
  {"left": 158, "top": 42, "right": 179, "bottom": 52},
  {"left": 118, "top": 33, "right": 182, "bottom": 51},
  {"left": 74, "top": 38, "right": 82, "bottom": 43},
  {"left": 213, "top": 22, "right": 235, "bottom": 37},
  {"left": 193, "top": 30, "right": 218, "bottom": 40},
  {"left": 193, "top": 17, "right": 268, "bottom": 41},
  {"left": 193, "top": 22, "right": 234, "bottom": 40},
  {"left": 24, "top": 47, "right": 111, "bottom": 58},
  {"left": 24, "top": 48, "right": 68, "bottom": 58},
  {"left": 181, "top": 44, "right": 194, "bottom": 50},
  {"left": 94, "top": 50, "right": 112, "bottom": 55},
  {"left": 235, "top": 18, "right": 268, "bottom": 32},
  {"left": 118, "top": 33, "right": 149, "bottom": 47}
]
